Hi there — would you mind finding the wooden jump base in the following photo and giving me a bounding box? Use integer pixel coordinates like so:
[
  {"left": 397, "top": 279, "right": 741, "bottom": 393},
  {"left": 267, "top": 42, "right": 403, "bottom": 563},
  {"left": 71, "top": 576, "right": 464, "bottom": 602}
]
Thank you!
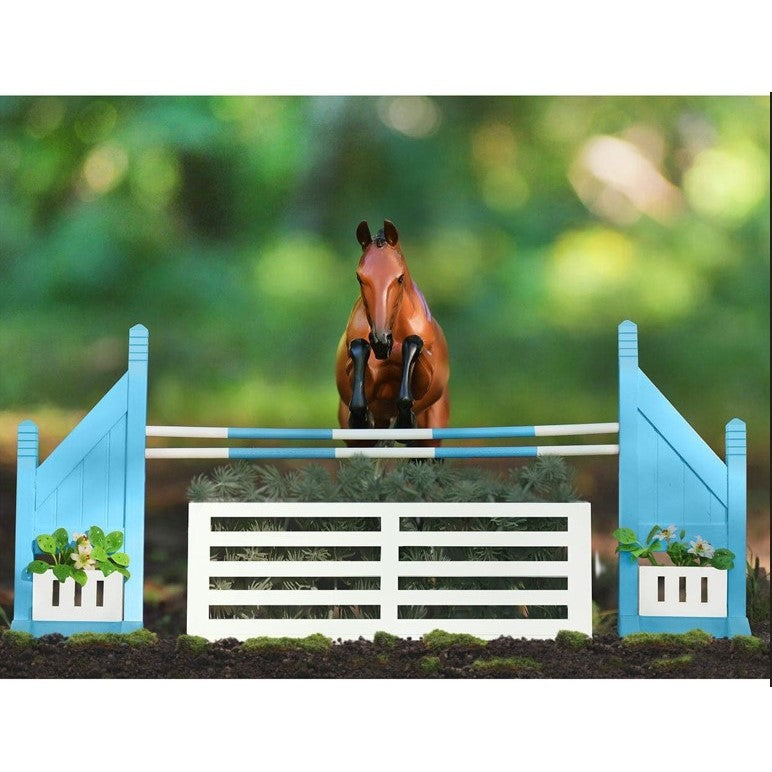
[{"left": 11, "top": 320, "right": 751, "bottom": 638}]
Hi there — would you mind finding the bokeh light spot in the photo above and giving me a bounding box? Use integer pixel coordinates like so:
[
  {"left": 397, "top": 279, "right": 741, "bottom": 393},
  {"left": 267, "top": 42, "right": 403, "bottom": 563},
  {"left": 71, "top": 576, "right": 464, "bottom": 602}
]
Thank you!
[
  {"left": 546, "top": 227, "right": 705, "bottom": 328},
  {"left": 683, "top": 142, "right": 768, "bottom": 226},
  {"left": 570, "top": 134, "right": 682, "bottom": 224},
  {"left": 80, "top": 143, "right": 128, "bottom": 197},
  {"left": 377, "top": 97, "right": 441, "bottom": 138}
]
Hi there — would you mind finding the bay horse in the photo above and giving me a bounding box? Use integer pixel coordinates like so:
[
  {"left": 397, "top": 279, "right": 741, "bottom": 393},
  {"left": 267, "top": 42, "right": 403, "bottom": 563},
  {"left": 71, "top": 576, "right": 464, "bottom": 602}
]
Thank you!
[{"left": 335, "top": 219, "right": 450, "bottom": 445}]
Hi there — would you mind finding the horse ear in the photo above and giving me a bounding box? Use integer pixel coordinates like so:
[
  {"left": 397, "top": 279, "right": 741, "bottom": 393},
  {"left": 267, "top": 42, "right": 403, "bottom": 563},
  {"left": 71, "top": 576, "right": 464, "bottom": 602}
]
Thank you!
[
  {"left": 356, "top": 221, "right": 372, "bottom": 249},
  {"left": 383, "top": 220, "right": 399, "bottom": 246}
]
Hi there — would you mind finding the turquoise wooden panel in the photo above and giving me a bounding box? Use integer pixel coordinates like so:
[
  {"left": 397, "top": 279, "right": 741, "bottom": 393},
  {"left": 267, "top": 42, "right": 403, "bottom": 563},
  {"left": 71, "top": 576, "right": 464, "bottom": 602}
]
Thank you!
[
  {"left": 636, "top": 369, "right": 726, "bottom": 505},
  {"left": 106, "top": 417, "right": 127, "bottom": 533},
  {"left": 82, "top": 434, "right": 111, "bottom": 529},
  {"left": 35, "top": 374, "right": 128, "bottom": 505},
  {"left": 655, "top": 437, "right": 685, "bottom": 525},
  {"left": 683, "top": 466, "right": 712, "bottom": 524},
  {"left": 709, "top": 491, "right": 726, "bottom": 522},
  {"left": 55, "top": 463, "right": 84, "bottom": 532},
  {"left": 34, "top": 489, "right": 58, "bottom": 541},
  {"left": 636, "top": 417, "right": 658, "bottom": 523}
]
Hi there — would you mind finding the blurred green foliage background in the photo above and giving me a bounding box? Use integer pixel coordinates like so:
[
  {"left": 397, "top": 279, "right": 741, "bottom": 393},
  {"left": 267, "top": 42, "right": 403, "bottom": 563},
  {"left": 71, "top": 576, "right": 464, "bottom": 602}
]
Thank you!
[{"left": 0, "top": 96, "right": 769, "bottom": 464}]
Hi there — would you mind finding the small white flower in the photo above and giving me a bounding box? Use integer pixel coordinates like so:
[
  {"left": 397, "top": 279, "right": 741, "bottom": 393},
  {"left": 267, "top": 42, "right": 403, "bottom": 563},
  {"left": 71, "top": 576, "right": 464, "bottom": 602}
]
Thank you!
[
  {"left": 655, "top": 524, "right": 678, "bottom": 542},
  {"left": 688, "top": 536, "right": 715, "bottom": 559},
  {"left": 76, "top": 541, "right": 92, "bottom": 556},
  {"left": 71, "top": 552, "right": 96, "bottom": 570}
]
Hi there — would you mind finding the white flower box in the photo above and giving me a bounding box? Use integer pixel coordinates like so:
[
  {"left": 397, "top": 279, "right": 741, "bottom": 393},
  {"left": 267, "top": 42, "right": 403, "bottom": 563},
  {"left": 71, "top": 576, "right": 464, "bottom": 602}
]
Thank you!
[
  {"left": 32, "top": 570, "right": 124, "bottom": 622},
  {"left": 638, "top": 565, "right": 727, "bottom": 618}
]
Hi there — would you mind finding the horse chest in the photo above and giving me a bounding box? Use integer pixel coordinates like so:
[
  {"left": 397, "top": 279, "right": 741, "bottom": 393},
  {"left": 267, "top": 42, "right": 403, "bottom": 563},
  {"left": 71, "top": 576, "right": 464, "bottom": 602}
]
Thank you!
[{"left": 367, "top": 360, "right": 402, "bottom": 402}]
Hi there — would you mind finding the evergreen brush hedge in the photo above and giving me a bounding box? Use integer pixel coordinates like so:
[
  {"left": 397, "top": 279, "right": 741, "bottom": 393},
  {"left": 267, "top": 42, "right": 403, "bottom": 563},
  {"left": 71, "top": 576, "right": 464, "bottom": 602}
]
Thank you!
[
  {"left": 188, "top": 457, "right": 580, "bottom": 622},
  {"left": 188, "top": 456, "right": 580, "bottom": 505}
]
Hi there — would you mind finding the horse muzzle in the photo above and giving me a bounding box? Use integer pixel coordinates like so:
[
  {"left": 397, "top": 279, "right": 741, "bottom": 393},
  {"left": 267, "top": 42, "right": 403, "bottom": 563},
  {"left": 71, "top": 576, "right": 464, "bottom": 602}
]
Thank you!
[{"left": 369, "top": 330, "right": 393, "bottom": 360}]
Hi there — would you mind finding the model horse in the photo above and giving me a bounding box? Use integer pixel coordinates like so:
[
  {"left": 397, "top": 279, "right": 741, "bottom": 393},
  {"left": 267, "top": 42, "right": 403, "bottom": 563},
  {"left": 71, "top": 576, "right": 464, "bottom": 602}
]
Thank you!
[{"left": 335, "top": 219, "right": 450, "bottom": 445}]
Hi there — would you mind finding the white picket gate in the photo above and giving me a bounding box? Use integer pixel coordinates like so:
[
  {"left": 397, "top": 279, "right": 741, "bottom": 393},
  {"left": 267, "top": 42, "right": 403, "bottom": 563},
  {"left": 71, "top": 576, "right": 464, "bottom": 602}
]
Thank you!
[{"left": 187, "top": 502, "right": 592, "bottom": 641}]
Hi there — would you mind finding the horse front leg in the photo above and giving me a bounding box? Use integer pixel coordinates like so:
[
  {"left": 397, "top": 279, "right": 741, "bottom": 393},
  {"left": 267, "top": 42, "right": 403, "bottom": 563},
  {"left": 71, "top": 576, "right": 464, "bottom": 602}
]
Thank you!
[
  {"left": 348, "top": 338, "right": 373, "bottom": 429},
  {"left": 395, "top": 335, "right": 423, "bottom": 430}
]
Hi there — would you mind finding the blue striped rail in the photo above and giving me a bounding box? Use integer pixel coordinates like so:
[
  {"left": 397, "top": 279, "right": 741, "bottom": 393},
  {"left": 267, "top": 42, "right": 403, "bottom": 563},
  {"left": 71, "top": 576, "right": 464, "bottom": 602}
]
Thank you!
[
  {"left": 144, "top": 422, "right": 620, "bottom": 459},
  {"left": 145, "top": 443, "right": 620, "bottom": 460}
]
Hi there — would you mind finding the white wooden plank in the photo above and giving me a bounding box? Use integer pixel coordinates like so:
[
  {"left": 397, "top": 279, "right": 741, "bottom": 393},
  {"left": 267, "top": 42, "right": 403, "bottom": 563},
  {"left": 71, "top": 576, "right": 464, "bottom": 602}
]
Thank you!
[
  {"left": 396, "top": 531, "right": 571, "bottom": 547},
  {"left": 396, "top": 560, "right": 570, "bottom": 577},
  {"left": 208, "top": 589, "right": 382, "bottom": 605},
  {"left": 206, "top": 561, "right": 384, "bottom": 577},
  {"left": 187, "top": 508, "right": 213, "bottom": 634},
  {"left": 380, "top": 507, "right": 400, "bottom": 628},
  {"left": 565, "top": 502, "right": 593, "bottom": 635},
  {"left": 190, "top": 501, "right": 586, "bottom": 520},
  {"left": 396, "top": 589, "right": 569, "bottom": 605},
  {"left": 207, "top": 531, "right": 384, "bottom": 547},
  {"left": 190, "top": 501, "right": 385, "bottom": 518}
]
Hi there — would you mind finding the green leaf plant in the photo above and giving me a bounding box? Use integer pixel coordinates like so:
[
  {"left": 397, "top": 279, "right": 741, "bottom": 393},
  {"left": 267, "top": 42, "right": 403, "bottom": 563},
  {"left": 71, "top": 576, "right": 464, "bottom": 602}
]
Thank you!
[
  {"left": 26, "top": 526, "right": 130, "bottom": 586},
  {"left": 613, "top": 525, "right": 735, "bottom": 570}
]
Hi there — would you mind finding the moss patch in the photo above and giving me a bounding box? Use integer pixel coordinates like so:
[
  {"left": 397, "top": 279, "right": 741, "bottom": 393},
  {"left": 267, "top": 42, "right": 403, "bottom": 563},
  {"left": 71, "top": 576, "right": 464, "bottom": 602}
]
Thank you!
[
  {"left": 176, "top": 634, "right": 210, "bottom": 655},
  {"left": 622, "top": 629, "right": 713, "bottom": 649},
  {"left": 241, "top": 633, "right": 332, "bottom": 653},
  {"left": 731, "top": 635, "right": 765, "bottom": 655},
  {"left": 422, "top": 629, "right": 486, "bottom": 651},
  {"left": 66, "top": 629, "right": 158, "bottom": 648},
  {"left": 1, "top": 630, "right": 35, "bottom": 649},
  {"left": 419, "top": 655, "right": 442, "bottom": 675},
  {"left": 555, "top": 629, "right": 591, "bottom": 649},
  {"left": 471, "top": 656, "right": 542, "bottom": 674},
  {"left": 650, "top": 654, "right": 694, "bottom": 670},
  {"left": 373, "top": 631, "right": 400, "bottom": 649}
]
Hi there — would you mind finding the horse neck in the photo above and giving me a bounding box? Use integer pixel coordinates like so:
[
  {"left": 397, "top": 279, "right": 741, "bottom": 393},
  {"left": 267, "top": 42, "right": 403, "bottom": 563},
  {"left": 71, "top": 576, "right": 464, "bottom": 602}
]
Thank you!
[{"left": 395, "top": 274, "right": 433, "bottom": 333}]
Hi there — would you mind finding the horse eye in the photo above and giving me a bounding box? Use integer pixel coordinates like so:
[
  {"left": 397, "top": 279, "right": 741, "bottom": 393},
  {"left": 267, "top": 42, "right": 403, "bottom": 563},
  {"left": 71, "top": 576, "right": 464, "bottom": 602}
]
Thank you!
[
  {"left": 398, "top": 275, "right": 404, "bottom": 285},
  {"left": 356, "top": 275, "right": 363, "bottom": 285}
]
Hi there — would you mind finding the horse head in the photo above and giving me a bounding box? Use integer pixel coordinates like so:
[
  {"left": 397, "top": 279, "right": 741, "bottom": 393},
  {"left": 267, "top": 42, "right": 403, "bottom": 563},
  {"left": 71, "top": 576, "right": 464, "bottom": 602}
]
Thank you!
[{"left": 355, "top": 219, "right": 409, "bottom": 359}]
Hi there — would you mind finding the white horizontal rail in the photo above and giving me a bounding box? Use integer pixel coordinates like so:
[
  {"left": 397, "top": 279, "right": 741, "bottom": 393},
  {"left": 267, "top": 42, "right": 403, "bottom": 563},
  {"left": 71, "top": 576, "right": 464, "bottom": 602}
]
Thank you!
[
  {"left": 192, "top": 501, "right": 579, "bottom": 518},
  {"left": 208, "top": 589, "right": 383, "bottom": 605},
  {"left": 204, "top": 559, "right": 572, "bottom": 578},
  {"left": 395, "top": 560, "right": 570, "bottom": 577},
  {"left": 206, "top": 530, "right": 570, "bottom": 548},
  {"left": 395, "top": 589, "right": 570, "bottom": 605},
  {"left": 207, "top": 561, "right": 384, "bottom": 577}
]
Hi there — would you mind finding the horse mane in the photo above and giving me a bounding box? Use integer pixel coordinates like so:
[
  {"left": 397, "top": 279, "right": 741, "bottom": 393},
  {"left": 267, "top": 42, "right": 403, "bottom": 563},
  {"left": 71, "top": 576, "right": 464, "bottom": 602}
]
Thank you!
[{"left": 374, "top": 228, "right": 388, "bottom": 247}]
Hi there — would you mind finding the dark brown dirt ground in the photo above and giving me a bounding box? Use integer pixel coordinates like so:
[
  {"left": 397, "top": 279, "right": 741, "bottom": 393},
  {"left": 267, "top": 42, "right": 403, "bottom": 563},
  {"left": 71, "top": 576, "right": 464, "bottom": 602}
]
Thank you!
[{"left": 1, "top": 627, "right": 768, "bottom": 679}]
